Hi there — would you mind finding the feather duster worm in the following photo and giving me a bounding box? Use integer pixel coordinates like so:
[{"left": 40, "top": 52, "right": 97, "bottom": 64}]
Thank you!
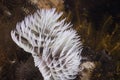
[{"left": 11, "top": 8, "right": 82, "bottom": 80}]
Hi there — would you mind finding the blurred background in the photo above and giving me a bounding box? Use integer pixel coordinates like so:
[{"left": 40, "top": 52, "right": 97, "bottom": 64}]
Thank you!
[{"left": 0, "top": 0, "right": 120, "bottom": 80}]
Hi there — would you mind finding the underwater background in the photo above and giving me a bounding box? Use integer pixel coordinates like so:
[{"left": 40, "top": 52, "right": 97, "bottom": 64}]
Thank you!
[{"left": 0, "top": 0, "right": 120, "bottom": 80}]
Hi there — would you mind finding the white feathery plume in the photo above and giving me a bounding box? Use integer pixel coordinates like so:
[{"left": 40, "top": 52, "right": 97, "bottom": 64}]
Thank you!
[{"left": 11, "top": 8, "right": 83, "bottom": 80}]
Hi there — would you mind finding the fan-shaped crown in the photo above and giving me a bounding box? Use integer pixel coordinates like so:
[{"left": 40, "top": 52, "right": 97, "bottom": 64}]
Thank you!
[{"left": 11, "top": 8, "right": 82, "bottom": 80}]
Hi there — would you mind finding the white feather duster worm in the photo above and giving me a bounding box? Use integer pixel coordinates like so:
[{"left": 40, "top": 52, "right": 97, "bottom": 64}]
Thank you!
[{"left": 11, "top": 8, "right": 82, "bottom": 80}]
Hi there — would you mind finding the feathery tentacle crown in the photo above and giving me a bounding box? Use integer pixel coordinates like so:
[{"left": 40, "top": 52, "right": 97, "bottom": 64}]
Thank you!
[{"left": 11, "top": 8, "right": 82, "bottom": 80}]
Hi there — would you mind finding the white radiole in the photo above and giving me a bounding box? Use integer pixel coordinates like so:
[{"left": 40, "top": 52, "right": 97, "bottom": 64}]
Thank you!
[{"left": 11, "top": 8, "right": 82, "bottom": 80}]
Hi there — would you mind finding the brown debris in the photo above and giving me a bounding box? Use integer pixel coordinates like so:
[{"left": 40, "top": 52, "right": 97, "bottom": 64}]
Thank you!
[{"left": 30, "top": 0, "right": 64, "bottom": 12}]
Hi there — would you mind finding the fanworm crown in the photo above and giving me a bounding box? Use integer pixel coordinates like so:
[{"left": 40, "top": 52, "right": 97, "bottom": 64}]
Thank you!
[{"left": 11, "top": 8, "right": 82, "bottom": 80}]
